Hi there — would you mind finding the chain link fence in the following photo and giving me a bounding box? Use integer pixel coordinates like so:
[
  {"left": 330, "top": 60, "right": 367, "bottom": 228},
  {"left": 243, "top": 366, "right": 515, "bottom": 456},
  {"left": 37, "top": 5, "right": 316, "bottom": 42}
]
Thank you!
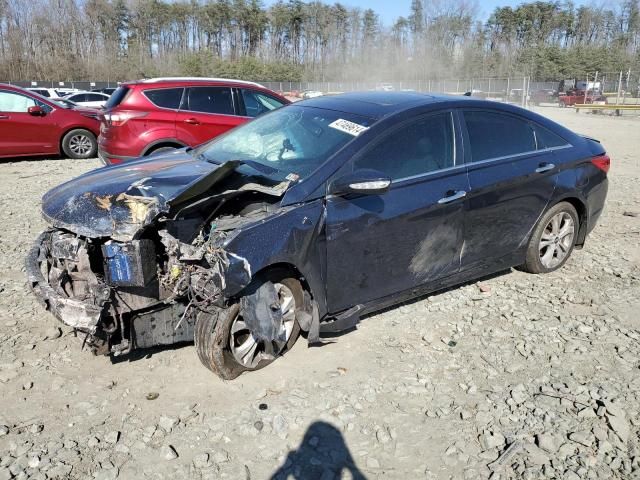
[
  {"left": 3, "top": 80, "right": 120, "bottom": 90},
  {"left": 4, "top": 72, "right": 640, "bottom": 107}
]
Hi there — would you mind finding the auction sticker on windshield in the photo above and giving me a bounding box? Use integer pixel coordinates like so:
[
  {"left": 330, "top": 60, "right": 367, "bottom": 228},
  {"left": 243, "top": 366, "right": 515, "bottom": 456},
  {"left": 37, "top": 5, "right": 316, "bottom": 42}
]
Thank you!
[{"left": 328, "top": 119, "right": 369, "bottom": 136}]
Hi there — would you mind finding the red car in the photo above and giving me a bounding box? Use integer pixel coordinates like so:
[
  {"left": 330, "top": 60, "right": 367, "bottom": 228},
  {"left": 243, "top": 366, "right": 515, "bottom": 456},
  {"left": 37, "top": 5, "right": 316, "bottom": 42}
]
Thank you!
[
  {"left": 0, "top": 84, "right": 100, "bottom": 159},
  {"left": 558, "top": 89, "right": 606, "bottom": 107},
  {"left": 98, "top": 77, "right": 290, "bottom": 165}
]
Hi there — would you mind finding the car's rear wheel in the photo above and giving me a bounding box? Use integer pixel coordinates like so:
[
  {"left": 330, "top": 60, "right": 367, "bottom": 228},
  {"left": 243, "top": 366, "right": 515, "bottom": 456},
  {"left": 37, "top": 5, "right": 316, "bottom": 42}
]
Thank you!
[
  {"left": 195, "top": 276, "right": 302, "bottom": 380},
  {"left": 62, "top": 129, "right": 97, "bottom": 159},
  {"left": 147, "top": 145, "right": 179, "bottom": 156},
  {"left": 522, "top": 201, "right": 579, "bottom": 274}
]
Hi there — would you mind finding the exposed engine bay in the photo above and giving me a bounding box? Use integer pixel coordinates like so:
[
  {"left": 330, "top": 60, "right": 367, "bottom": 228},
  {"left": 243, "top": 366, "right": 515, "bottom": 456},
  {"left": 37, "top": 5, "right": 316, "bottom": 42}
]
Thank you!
[{"left": 26, "top": 158, "right": 312, "bottom": 357}]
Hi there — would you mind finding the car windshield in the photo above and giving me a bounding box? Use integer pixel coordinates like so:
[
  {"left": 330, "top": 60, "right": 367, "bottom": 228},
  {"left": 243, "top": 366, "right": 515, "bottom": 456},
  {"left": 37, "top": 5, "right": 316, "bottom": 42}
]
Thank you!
[
  {"left": 195, "top": 105, "right": 374, "bottom": 182},
  {"left": 52, "top": 99, "right": 75, "bottom": 109}
]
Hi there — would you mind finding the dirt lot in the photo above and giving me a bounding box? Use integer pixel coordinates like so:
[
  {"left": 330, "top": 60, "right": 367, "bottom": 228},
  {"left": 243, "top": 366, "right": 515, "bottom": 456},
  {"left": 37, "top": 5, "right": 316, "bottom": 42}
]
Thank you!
[{"left": 0, "top": 108, "right": 639, "bottom": 480}]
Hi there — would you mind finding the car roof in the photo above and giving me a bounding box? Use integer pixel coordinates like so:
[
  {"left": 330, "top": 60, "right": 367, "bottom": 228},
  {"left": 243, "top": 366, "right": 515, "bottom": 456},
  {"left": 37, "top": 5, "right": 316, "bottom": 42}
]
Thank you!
[
  {"left": 298, "top": 91, "right": 438, "bottom": 118},
  {"left": 296, "top": 91, "right": 552, "bottom": 120},
  {"left": 299, "top": 91, "right": 501, "bottom": 119},
  {"left": 127, "top": 77, "right": 265, "bottom": 88},
  {"left": 0, "top": 83, "right": 25, "bottom": 91}
]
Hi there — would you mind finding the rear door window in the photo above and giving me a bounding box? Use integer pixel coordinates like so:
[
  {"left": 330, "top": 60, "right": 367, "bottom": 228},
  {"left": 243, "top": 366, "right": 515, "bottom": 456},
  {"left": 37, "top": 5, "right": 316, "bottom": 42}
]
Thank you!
[
  {"left": 463, "top": 110, "right": 536, "bottom": 162},
  {"left": 105, "top": 86, "right": 130, "bottom": 109},
  {"left": 144, "top": 88, "right": 183, "bottom": 109},
  {"left": 241, "top": 89, "right": 285, "bottom": 117},
  {"left": 185, "top": 87, "right": 234, "bottom": 115}
]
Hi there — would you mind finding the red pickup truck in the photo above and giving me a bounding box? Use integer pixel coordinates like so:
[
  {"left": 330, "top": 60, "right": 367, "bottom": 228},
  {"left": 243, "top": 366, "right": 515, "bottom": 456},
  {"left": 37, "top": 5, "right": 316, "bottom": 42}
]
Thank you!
[{"left": 558, "top": 89, "right": 606, "bottom": 107}]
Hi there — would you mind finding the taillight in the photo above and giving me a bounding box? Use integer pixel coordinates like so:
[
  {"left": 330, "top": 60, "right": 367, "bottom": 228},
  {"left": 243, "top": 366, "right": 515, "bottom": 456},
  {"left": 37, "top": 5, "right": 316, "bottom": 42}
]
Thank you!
[
  {"left": 104, "top": 110, "right": 148, "bottom": 127},
  {"left": 591, "top": 154, "right": 610, "bottom": 174}
]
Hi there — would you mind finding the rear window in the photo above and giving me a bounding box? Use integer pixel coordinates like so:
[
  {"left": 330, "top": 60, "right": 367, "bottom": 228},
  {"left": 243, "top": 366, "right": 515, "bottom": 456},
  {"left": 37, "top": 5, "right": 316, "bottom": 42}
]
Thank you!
[
  {"left": 463, "top": 110, "right": 536, "bottom": 162},
  {"left": 144, "top": 88, "right": 183, "bottom": 109},
  {"left": 105, "top": 86, "right": 130, "bottom": 109}
]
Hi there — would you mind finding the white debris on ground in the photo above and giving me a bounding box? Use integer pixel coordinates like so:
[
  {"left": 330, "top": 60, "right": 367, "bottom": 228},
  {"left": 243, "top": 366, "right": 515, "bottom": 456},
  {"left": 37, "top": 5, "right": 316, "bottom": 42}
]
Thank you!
[{"left": 0, "top": 108, "right": 638, "bottom": 479}]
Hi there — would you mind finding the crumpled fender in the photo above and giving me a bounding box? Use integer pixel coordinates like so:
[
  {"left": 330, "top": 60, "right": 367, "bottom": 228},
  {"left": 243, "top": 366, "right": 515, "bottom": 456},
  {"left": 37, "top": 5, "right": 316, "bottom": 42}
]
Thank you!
[{"left": 222, "top": 199, "right": 328, "bottom": 317}]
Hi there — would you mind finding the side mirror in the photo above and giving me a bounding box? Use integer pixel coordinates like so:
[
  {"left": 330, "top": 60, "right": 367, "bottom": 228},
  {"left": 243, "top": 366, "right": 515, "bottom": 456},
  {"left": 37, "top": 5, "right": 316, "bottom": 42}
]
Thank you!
[
  {"left": 330, "top": 169, "right": 391, "bottom": 196},
  {"left": 28, "top": 105, "right": 45, "bottom": 116}
]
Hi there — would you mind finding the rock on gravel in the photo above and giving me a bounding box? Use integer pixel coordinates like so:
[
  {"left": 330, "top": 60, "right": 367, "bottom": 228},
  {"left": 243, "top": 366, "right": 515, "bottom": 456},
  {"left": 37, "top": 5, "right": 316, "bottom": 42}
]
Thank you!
[{"left": 162, "top": 445, "right": 178, "bottom": 460}]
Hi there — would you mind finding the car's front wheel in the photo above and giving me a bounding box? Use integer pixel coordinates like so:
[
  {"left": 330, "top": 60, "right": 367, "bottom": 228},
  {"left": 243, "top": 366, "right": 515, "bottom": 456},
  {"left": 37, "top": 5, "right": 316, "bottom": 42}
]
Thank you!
[
  {"left": 522, "top": 201, "right": 579, "bottom": 274},
  {"left": 194, "top": 276, "right": 302, "bottom": 380},
  {"left": 62, "top": 129, "right": 97, "bottom": 159}
]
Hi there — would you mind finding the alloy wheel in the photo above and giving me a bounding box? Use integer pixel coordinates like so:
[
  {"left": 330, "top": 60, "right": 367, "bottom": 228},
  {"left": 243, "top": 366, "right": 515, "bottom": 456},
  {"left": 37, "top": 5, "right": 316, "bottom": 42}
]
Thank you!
[
  {"left": 69, "top": 134, "right": 93, "bottom": 156},
  {"left": 538, "top": 211, "right": 575, "bottom": 269},
  {"left": 229, "top": 283, "right": 296, "bottom": 368}
]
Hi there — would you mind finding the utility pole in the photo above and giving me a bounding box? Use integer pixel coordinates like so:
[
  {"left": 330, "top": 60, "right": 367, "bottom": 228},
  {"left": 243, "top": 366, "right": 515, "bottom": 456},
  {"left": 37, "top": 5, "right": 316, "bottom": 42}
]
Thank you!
[
  {"left": 616, "top": 71, "right": 623, "bottom": 105},
  {"left": 623, "top": 69, "right": 631, "bottom": 105}
]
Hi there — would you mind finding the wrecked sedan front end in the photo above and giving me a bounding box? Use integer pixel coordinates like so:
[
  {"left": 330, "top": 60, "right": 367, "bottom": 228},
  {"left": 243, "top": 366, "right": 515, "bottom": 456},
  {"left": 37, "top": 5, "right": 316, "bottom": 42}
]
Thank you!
[
  {"left": 26, "top": 104, "right": 369, "bottom": 372},
  {"left": 26, "top": 152, "right": 292, "bottom": 356}
]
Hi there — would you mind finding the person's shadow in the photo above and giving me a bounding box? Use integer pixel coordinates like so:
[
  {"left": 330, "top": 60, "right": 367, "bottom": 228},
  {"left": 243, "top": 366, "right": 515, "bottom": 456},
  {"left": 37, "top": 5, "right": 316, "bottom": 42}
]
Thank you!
[{"left": 270, "top": 421, "right": 367, "bottom": 480}]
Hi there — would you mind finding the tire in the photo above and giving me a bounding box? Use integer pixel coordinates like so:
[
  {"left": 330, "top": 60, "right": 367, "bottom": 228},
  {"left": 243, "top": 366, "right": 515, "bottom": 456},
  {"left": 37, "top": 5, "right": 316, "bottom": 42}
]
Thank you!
[
  {"left": 61, "top": 129, "right": 97, "bottom": 159},
  {"left": 195, "top": 275, "right": 303, "bottom": 380},
  {"left": 521, "top": 201, "right": 579, "bottom": 274},
  {"left": 147, "top": 145, "right": 178, "bottom": 156}
]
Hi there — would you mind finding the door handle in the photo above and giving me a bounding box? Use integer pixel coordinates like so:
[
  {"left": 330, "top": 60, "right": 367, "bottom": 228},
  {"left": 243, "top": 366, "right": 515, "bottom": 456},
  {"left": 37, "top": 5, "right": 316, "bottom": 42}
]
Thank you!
[
  {"left": 438, "top": 190, "right": 467, "bottom": 204},
  {"left": 183, "top": 118, "right": 200, "bottom": 125},
  {"left": 535, "top": 163, "right": 555, "bottom": 173},
  {"left": 0, "top": 115, "right": 8, "bottom": 119}
]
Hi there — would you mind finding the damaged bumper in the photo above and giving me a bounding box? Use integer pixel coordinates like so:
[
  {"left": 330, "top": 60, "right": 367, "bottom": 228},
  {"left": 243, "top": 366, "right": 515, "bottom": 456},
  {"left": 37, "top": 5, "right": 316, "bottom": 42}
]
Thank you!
[
  {"left": 25, "top": 226, "right": 254, "bottom": 355},
  {"left": 26, "top": 230, "right": 108, "bottom": 333}
]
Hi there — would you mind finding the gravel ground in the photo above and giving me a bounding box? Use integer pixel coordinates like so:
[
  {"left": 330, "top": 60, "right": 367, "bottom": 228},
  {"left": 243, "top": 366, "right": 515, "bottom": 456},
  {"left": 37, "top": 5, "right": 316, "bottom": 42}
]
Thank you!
[{"left": 0, "top": 107, "right": 639, "bottom": 480}]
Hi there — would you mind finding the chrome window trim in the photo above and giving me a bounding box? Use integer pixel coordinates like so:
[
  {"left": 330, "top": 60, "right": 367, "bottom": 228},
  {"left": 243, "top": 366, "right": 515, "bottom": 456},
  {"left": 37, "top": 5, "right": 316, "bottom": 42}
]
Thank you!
[
  {"left": 467, "top": 143, "right": 573, "bottom": 167},
  {"left": 390, "top": 162, "right": 467, "bottom": 186}
]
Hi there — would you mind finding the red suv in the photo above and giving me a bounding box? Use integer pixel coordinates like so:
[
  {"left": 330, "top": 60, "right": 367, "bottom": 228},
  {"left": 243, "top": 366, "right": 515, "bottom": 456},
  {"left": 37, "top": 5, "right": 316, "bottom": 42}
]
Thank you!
[
  {"left": 0, "top": 84, "right": 100, "bottom": 159},
  {"left": 98, "top": 77, "right": 290, "bottom": 165}
]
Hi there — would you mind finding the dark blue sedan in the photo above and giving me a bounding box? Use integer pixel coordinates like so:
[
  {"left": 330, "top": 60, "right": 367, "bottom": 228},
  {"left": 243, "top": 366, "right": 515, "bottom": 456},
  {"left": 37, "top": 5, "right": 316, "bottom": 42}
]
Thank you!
[{"left": 28, "top": 92, "right": 609, "bottom": 379}]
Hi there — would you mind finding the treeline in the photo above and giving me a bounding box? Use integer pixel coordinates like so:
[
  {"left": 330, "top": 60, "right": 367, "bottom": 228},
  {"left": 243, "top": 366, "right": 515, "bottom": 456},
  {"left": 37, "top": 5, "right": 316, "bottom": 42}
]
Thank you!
[{"left": 0, "top": 0, "right": 639, "bottom": 82}]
